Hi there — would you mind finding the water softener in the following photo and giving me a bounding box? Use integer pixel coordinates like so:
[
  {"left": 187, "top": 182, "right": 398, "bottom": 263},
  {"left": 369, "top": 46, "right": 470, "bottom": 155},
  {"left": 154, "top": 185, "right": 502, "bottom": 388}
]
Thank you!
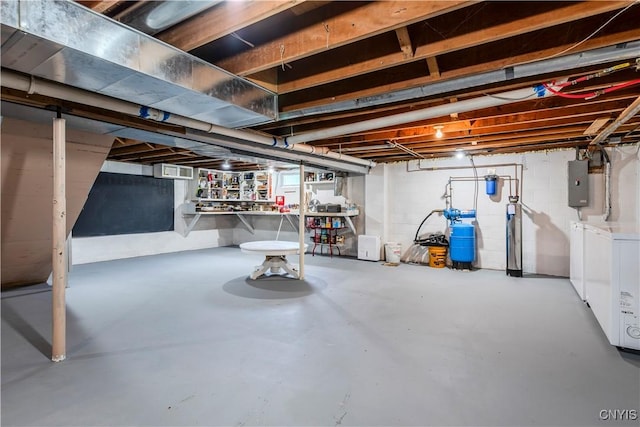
[
  {"left": 506, "top": 197, "right": 522, "bottom": 277},
  {"left": 444, "top": 208, "right": 476, "bottom": 270}
]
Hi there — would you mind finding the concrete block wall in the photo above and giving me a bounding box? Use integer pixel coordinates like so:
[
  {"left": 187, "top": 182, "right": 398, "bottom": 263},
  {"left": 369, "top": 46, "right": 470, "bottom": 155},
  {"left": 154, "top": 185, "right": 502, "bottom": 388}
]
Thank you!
[{"left": 365, "top": 145, "right": 639, "bottom": 276}]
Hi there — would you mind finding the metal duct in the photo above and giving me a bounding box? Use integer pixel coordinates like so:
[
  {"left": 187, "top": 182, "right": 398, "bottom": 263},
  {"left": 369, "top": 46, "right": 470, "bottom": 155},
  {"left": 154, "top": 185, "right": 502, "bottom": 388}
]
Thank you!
[
  {"left": 0, "top": 0, "right": 276, "bottom": 128},
  {"left": 280, "top": 41, "right": 640, "bottom": 121}
]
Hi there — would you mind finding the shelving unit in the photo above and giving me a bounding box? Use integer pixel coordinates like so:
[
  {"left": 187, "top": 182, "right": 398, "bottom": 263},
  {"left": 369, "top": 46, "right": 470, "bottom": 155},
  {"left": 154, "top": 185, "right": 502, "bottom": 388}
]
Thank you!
[
  {"left": 192, "top": 168, "right": 273, "bottom": 206},
  {"left": 308, "top": 216, "right": 346, "bottom": 257}
]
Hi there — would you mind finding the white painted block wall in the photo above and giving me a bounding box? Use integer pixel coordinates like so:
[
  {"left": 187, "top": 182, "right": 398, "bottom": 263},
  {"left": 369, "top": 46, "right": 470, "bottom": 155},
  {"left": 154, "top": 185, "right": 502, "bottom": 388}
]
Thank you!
[{"left": 365, "top": 146, "right": 639, "bottom": 276}]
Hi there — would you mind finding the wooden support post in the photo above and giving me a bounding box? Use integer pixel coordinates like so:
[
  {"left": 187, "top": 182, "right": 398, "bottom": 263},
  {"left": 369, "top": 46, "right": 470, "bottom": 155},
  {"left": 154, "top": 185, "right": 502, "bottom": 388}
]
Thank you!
[
  {"left": 298, "top": 164, "right": 305, "bottom": 280},
  {"left": 52, "top": 117, "right": 67, "bottom": 362}
]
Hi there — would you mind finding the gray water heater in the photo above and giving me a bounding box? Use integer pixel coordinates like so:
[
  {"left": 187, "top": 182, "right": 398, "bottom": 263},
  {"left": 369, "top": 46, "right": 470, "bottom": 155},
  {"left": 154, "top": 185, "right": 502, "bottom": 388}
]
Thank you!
[{"left": 568, "top": 160, "right": 589, "bottom": 207}]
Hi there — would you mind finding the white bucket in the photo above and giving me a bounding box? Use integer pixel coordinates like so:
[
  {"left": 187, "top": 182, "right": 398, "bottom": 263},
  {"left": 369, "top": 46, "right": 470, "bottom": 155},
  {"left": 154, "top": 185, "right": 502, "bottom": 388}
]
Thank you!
[{"left": 384, "top": 242, "right": 402, "bottom": 264}]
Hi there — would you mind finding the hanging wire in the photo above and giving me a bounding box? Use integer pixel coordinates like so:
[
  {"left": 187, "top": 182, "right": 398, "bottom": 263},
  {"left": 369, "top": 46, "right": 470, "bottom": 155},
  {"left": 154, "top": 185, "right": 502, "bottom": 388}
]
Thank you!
[
  {"left": 544, "top": 1, "right": 639, "bottom": 60},
  {"left": 507, "top": 1, "right": 639, "bottom": 68}
]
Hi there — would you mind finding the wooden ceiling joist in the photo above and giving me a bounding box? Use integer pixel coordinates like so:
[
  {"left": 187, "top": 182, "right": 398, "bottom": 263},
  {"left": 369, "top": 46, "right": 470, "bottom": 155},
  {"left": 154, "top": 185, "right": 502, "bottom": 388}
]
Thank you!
[
  {"left": 157, "top": 0, "right": 307, "bottom": 53},
  {"left": 273, "top": 1, "right": 632, "bottom": 96},
  {"left": 215, "top": 0, "right": 473, "bottom": 76}
]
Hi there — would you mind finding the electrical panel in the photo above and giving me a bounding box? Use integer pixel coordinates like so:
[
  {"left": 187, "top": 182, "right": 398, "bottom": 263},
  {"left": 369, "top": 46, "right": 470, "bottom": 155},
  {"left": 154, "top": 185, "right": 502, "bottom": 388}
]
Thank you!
[{"left": 568, "top": 160, "right": 589, "bottom": 207}]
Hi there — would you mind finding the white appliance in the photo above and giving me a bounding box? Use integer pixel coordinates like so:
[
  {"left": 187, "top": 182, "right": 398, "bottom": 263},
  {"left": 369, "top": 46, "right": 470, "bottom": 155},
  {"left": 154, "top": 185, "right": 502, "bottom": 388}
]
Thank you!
[
  {"left": 583, "top": 222, "right": 640, "bottom": 350},
  {"left": 358, "top": 235, "right": 381, "bottom": 261},
  {"left": 569, "top": 221, "right": 586, "bottom": 300}
]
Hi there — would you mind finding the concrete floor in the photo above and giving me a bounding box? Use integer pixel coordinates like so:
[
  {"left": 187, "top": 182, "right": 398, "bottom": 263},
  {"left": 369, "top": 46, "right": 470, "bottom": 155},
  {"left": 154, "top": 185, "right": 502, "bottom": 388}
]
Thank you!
[{"left": 2, "top": 247, "right": 639, "bottom": 426}]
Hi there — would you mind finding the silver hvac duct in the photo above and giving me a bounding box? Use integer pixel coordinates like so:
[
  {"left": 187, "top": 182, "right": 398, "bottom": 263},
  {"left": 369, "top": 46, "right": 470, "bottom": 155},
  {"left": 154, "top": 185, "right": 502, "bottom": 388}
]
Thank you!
[{"left": 0, "top": 0, "right": 276, "bottom": 128}]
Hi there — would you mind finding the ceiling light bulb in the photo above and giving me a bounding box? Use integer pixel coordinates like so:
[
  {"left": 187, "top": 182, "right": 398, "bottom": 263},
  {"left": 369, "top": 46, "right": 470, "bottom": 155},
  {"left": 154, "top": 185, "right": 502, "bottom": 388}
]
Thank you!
[
  {"left": 434, "top": 126, "right": 444, "bottom": 138},
  {"left": 222, "top": 160, "right": 231, "bottom": 169},
  {"left": 455, "top": 149, "right": 465, "bottom": 159}
]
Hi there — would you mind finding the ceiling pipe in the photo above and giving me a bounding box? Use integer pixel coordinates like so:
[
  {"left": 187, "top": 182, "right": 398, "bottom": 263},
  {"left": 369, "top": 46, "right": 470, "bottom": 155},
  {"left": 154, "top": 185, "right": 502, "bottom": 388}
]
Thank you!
[
  {"left": 280, "top": 41, "right": 640, "bottom": 121},
  {"left": 1, "top": 69, "right": 375, "bottom": 169},
  {"left": 589, "top": 95, "right": 640, "bottom": 145},
  {"left": 286, "top": 82, "right": 565, "bottom": 144}
]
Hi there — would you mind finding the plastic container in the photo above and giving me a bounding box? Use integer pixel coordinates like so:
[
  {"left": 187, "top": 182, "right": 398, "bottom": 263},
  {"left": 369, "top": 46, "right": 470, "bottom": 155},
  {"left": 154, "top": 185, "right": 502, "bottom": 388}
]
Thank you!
[
  {"left": 450, "top": 223, "right": 475, "bottom": 262},
  {"left": 384, "top": 242, "right": 402, "bottom": 264},
  {"left": 429, "top": 246, "right": 447, "bottom": 268}
]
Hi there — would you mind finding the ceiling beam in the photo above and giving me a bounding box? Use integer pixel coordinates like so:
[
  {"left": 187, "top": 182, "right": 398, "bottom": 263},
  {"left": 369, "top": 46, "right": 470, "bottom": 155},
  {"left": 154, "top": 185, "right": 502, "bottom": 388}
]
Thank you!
[
  {"left": 274, "top": 1, "right": 633, "bottom": 95},
  {"left": 216, "top": 0, "right": 474, "bottom": 76},
  {"left": 414, "top": 1, "right": 631, "bottom": 58},
  {"left": 157, "top": 0, "right": 306, "bottom": 52}
]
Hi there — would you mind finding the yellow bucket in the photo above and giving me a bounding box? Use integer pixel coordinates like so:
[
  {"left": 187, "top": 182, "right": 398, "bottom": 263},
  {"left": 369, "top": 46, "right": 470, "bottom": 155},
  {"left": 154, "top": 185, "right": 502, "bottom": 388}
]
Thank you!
[{"left": 429, "top": 246, "right": 447, "bottom": 268}]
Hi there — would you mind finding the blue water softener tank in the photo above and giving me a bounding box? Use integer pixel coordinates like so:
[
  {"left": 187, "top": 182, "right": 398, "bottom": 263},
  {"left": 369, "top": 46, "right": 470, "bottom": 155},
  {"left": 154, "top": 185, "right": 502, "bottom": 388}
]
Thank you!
[{"left": 450, "top": 223, "right": 475, "bottom": 269}]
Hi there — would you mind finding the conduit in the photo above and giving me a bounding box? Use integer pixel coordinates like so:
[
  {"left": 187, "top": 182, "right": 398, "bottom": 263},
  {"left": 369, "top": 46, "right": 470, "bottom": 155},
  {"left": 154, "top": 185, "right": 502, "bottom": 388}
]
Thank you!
[{"left": 1, "top": 70, "right": 375, "bottom": 169}]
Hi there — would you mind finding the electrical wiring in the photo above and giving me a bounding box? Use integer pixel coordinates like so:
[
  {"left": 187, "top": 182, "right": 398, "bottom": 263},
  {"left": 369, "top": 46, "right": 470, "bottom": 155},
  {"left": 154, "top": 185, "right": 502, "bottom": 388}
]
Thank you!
[
  {"left": 542, "top": 79, "right": 640, "bottom": 100},
  {"left": 552, "top": 62, "right": 635, "bottom": 88}
]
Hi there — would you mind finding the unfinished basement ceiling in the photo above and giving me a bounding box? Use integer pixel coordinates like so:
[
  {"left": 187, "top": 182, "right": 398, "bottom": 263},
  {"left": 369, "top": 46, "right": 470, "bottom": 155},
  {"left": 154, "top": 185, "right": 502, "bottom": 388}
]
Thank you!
[{"left": 4, "top": 0, "right": 640, "bottom": 168}]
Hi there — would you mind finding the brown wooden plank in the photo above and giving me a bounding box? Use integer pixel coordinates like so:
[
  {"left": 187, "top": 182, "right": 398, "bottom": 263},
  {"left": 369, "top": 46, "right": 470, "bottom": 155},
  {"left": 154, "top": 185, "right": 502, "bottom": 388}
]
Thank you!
[
  {"left": 415, "top": 1, "right": 631, "bottom": 58},
  {"left": 426, "top": 56, "right": 441, "bottom": 79},
  {"left": 158, "top": 0, "right": 306, "bottom": 52},
  {"left": 216, "top": 1, "right": 474, "bottom": 76},
  {"left": 395, "top": 27, "right": 414, "bottom": 59},
  {"left": 275, "top": 1, "right": 632, "bottom": 95}
]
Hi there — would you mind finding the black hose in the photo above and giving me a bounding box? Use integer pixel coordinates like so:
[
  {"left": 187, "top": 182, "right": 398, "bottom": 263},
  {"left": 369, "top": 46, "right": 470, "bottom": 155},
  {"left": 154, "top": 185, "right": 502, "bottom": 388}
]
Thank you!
[{"left": 413, "top": 209, "right": 443, "bottom": 242}]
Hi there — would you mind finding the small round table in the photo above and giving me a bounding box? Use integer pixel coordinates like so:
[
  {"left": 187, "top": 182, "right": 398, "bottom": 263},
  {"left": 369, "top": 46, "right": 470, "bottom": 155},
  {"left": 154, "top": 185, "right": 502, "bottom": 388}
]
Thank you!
[{"left": 239, "top": 241, "right": 308, "bottom": 279}]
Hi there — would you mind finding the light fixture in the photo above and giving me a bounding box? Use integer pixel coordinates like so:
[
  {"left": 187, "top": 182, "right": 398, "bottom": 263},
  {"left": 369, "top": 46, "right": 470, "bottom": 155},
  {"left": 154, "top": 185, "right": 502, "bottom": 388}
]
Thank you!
[
  {"left": 455, "top": 148, "right": 465, "bottom": 159},
  {"left": 434, "top": 126, "right": 444, "bottom": 139},
  {"left": 221, "top": 159, "right": 231, "bottom": 170}
]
